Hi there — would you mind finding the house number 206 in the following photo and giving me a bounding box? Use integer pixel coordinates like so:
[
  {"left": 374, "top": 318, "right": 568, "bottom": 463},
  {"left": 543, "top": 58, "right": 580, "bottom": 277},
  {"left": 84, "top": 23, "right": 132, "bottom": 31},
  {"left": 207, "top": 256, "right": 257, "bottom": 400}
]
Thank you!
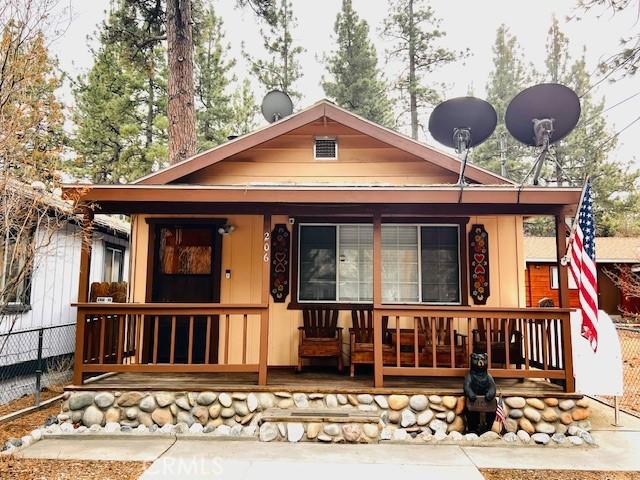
[{"left": 263, "top": 231, "right": 270, "bottom": 262}]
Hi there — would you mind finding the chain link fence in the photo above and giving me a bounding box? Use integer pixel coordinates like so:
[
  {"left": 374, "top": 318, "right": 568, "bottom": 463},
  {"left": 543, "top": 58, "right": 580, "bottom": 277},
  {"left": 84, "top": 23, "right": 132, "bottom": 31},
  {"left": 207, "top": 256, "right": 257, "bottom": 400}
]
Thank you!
[
  {"left": 597, "top": 325, "right": 640, "bottom": 416},
  {"left": 0, "top": 323, "right": 76, "bottom": 406}
]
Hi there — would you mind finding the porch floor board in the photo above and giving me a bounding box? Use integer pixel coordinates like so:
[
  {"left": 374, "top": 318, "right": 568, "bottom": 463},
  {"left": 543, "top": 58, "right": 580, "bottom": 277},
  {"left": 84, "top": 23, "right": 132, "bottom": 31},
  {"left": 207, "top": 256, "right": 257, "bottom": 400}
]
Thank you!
[{"left": 68, "top": 367, "right": 576, "bottom": 398}]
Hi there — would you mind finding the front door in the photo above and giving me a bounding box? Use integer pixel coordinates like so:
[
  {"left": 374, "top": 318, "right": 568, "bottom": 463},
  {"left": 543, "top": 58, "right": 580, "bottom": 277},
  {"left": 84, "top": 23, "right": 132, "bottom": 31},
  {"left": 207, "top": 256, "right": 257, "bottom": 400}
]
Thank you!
[{"left": 150, "top": 223, "right": 223, "bottom": 363}]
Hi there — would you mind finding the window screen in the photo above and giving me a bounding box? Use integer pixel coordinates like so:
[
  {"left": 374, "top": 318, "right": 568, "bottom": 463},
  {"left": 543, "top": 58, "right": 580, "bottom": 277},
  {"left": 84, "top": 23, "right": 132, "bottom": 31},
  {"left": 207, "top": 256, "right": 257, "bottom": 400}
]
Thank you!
[
  {"left": 299, "top": 226, "right": 337, "bottom": 301},
  {"left": 420, "top": 226, "right": 460, "bottom": 303},
  {"left": 314, "top": 138, "right": 337, "bottom": 159}
]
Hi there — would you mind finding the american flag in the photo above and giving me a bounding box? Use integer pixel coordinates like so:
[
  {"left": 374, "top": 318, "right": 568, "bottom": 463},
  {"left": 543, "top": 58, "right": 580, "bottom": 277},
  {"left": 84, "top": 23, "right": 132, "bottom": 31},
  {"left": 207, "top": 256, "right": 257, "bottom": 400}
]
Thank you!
[
  {"left": 495, "top": 396, "right": 507, "bottom": 429},
  {"left": 568, "top": 180, "right": 599, "bottom": 352}
]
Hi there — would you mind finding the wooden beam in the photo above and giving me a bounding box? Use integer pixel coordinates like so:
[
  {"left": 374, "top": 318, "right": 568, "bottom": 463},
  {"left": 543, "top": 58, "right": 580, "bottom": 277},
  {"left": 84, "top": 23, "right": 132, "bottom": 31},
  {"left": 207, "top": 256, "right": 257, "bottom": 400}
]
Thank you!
[
  {"left": 72, "top": 209, "right": 93, "bottom": 386},
  {"left": 258, "top": 213, "right": 271, "bottom": 385},
  {"left": 555, "top": 215, "right": 575, "bottom": 393},
  {"left": 373, "top": 213, "right": 383, "bottom": 388}
]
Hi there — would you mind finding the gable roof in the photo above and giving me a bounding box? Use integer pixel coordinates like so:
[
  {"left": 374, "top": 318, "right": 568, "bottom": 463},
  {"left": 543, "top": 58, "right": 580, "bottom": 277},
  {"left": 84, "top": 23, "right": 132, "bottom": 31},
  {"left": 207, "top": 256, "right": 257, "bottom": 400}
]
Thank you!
[
  {"left": 524, "top": 236, "right": 640, "bottom": 264},
  {"left": 135, "top": 99, "right": 514, "bottom": 186}
]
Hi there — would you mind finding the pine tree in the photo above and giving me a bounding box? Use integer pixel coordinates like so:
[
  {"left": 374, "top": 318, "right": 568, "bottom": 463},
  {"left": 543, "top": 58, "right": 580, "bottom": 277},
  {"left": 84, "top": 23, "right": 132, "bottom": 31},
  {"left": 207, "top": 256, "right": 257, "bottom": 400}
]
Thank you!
[
  {"left": 382, "top": 0, "right": 462, "bottom": 139},
  {"left": 472, "top": 25, "right": 533, "bottom": 180},
  {"left": 322, "top": 0, "right": 394, "bottom": 127},
  {"left": 194, "top": 5, "right": 236, "bottom": 149},
  {"left": 244, "top": 0, "right": 304, "bottom": 101},
  {"left": 229, "top": 79, "right": 258, "bottom": 136},
  {"left": 541, "top": 17, "right": 640, "bottom": 236}
]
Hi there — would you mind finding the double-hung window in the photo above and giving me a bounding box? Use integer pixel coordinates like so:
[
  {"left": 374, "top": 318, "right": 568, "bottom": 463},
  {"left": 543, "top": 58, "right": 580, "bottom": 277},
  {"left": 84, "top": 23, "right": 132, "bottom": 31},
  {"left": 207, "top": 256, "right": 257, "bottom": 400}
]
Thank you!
[
  {"left": 297, "top": 223, "right": 461, "bottom": 304},
  {"left": 104, "top": 243, "right": 125, "bottom": 283},
  {"left": 0, "top": 229, "right": 32, "bottom": 307}
]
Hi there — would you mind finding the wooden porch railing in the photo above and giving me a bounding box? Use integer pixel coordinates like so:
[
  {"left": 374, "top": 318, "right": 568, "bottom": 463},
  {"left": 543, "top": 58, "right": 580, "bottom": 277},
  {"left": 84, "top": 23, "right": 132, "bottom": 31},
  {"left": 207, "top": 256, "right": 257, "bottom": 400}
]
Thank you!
[
  {"left": 73, "top": 303, "right": 269, "bottom": 385},
  {"left": 373, "top": 306, "right": 574, "bottom": 391}
]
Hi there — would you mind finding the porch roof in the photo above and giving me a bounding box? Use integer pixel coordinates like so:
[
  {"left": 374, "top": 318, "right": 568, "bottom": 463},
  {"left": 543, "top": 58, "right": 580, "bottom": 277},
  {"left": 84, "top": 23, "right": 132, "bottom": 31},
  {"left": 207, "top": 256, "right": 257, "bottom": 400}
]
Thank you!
[{"left": 62, "top": 183, "right": 582, "bottom": 215}]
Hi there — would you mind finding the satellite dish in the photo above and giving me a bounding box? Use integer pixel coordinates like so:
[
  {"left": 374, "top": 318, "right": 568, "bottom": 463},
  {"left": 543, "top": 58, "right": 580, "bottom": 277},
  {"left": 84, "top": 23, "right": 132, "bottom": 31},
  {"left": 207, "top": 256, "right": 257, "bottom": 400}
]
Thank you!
[
  {"left": 261, "top": 90, "right": 293, "bottom": 123},
  {"left": 506, "top": 83, "right": 581, "bottom": 185},
  {"left": 428, "top": 96, "right": 497, "bottom": 186},
  {"left": 505, "top": 83, "right": 580, "bottom": 147}
]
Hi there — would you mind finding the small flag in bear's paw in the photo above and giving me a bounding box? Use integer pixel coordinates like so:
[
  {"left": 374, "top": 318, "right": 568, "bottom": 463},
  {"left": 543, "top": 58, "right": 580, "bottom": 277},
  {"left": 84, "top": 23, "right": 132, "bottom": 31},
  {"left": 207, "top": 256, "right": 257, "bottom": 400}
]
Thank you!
[{"left": 495, "top": 396, "right": 506, "bottom": 428}]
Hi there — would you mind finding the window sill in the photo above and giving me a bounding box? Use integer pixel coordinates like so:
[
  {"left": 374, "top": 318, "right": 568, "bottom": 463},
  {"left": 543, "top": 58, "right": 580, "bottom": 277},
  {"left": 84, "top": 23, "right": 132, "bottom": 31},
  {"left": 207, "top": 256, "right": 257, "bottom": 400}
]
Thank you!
[{"left": 1, "top": 304, "right": 31, "bottom": 314}]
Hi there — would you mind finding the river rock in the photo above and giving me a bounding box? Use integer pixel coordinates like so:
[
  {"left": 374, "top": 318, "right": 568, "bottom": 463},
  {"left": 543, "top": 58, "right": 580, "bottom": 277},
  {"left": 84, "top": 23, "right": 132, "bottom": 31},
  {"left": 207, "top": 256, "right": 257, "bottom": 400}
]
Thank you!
[
  {"left": 392, "top": 429, "right": 408, "bottom": 441},
  {"left": 220, "top": 407, "right": 235, "bottom": 418},
  {"left": 409, "top": 395, "right": 428, "bottom": 411},
  {"left": 125, "top": 407, "right": 138, "bottom": 420},
  {"left": 568, "top": 435, "right": 584, "bottom": 446},
  {"left": 387, "top": 410, "right": 400, "bottom": 424},
  {"left": 234, "top": 401, "right": 249, "bottom": 416},
  {"left": 324, "top": 423, "right": 341, "bottom": 436},
  {"left": 544, "top": 398, "right": 559, "bottom": 407},
  {"left": 523, "top": 407, "right": 541, "bottom": 423},
  {"left": 509, "top": 409, "right": 523, "bottom": 419},
  {"left": 69, "top": 392, "right": 95, "bottom": 410},
  {"left": 175, "top": 396, "right": 191, "bottom": 411},
  {"left": 247, "top": 393, "right": 258, "bottom": 412},
  {"left": 535, "top": 421, "right": 555, "bottom": 434},
  {"left": 576, "top": 398, "right": 589, "bottom": 408},
  {"left": 531, "top": 433, "right": 550, "bottom": 445},
  {"left": 517, "top": 430, "right": 531, "bottom": 443},
  {"left": 541, "top": 408, "right": 558, "bottom": 423},
  {"left": 558, "top": 399, "right": 576, "bottom": 411},
  {"left": 94, "top": 392, "right": 115, "bottom": 409},
  {"left": 176, "top": 411, "right": 195, "bottom": 426},
  {"left": 518, "top": 418, "right": 535, "bottom": 434},
  {"left": 526, "top": 398, "right": 545, "bottom": 410},
  {"left": 317, "top": 433, "right": 333, "bottom": 442},
  {"left": 505, "top": 397, "right": 526, "bottom": 409},
  {"left": 278, "top": 398, "right": 294, "bottom": 408},
  {"left": 465, "top": 433, "right": 479, "bottom": 442},
  {"left": 354, "top": 394, "right": 371, "bottom": 405},
  {"left": 503, "top": 432, "right": 518, "bottom": 443},
  {"left": 446, "top": 411, "right": 455, "bottom": 423},
  {"left": 429, "top": 419, "right": 447, "bottom": 433},
  {"left": 208, "top": 403, "right": 221, "bottom": 418},
  {"left": 155, "top": 392, "right": 174, "bottom": 408},
  {"left": 306, "top": 423, "right": 322, "bottom": 439},
  {"left": 455, "top": 397, "right": 465, "bottom": 414},
  {"left": 388, "top": 395, "right": 409, "bottom": 410},
  {"left": 442, "top": 396, "right": 457, "bottom": 410},
  {"left": 428, "top": 395, "right": 442, "bottom": 404},
  {"left": 581, "top": 431, "right": 595, "bottom": 445},
  {"left": 504, "top": 418, "right": 518, "bottom": 433},
  {"left": 82, "top": 405, "right": 104, "bottom": 427},
  {"left": 480, "top": 431, "right": 500, "bottom": 441},
  {"left": 196, "top": 392, "right": 217, "bottom": 406},
  {"left": 139, "top": 396, "right": 157, "bottom": 413},
  {"left": 259, "top": 423, "right": 277, "bottom": 441},
  {"left": 401, "top": 409, "right": 417, "bottom": 427},
  {"left": 258, "top": 393, "right": 275, "bottom": 409},
  {"left": 417, "top": 410, "right": 434, "bottom": 426},
  {"left": 447, "top": 416, "right": 465, "bottom": 433},
  {"left": 287, "top": 423, "right": 304, "bottom": 442},
  {"left": 118, "top": 392, "right": 144, "bottom": 407},
  {"left": 218, "top": 393, "right": 232, "bottom": 407},
  {"left": 325, "top": 394, "right": 338, "bottom": 408},
  {"left": 372, "top": 395, "right": 388, "bottom": 409},
  {"left": 152, "top": 408, "right": 173, "bottom": 426},
  {"left": 572, "top": 408, "right": 590, "bottom": 421},
  {"left": 337, "top": 394, "right": 348, "bottom": 405},
  {"left": 434, "top": 430, "right": 447, "bottom": 441},
  {"left": 342, "top": 424, "right": 362, "bottom": 442},
  {"left": 191, "top": 406, "right": 209, "bottom": 425},
  {"left": 104, "top": 407, "right": 120, "bottom": 423},
  {"left": 293, "top": 393, "right": 308, "bottom": 408},
  {"left": 560, "top": 412, "right": 573, "bottom": 425},
  {"left": 363, "top": 424, "right": 379, "bottom": 438}
]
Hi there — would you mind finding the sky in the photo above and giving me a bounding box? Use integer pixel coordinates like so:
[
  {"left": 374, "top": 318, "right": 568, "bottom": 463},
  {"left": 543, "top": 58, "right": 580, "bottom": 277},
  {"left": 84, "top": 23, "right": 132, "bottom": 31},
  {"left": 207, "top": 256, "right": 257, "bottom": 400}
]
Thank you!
[{"left": 50, "top": 0, "right": 640, "bottom": 169}]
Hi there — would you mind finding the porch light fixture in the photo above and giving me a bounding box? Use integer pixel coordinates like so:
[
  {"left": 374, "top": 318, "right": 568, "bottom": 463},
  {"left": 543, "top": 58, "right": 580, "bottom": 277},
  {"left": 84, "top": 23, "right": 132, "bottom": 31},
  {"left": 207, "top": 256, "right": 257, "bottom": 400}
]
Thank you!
[{"left": 218, "top": 223, "right": 236, "bottom": 236}]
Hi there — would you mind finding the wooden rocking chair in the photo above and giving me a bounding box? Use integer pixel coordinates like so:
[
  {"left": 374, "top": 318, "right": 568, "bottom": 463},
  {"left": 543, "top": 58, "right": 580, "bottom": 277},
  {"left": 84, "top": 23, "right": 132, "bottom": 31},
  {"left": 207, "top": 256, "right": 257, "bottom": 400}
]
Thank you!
[
  {"left": 472, "top": 318, "right": 523, "bottom": 369},
  {"left": 416, "top": 316, "right": 468, "bottom": 368},
  {"left": 349, "top": 308, "right": 395, "bottom": 377},
  {"left": 297, "top": 307, "right": 343, "bottom": 373}
]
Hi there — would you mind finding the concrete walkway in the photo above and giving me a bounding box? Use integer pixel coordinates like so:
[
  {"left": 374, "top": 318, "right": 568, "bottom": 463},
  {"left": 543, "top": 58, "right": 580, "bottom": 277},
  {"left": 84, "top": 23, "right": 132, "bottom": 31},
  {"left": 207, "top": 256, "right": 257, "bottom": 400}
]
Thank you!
[{"left": 16, "top": 401, "right": 640, "bottom": 480}]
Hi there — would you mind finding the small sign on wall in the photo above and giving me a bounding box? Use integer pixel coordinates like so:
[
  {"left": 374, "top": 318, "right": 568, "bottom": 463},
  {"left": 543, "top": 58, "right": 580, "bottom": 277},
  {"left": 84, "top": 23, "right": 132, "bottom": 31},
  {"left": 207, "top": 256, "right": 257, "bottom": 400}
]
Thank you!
[
  {"left": 270, "top": 224, "right": 290, "bottom": 302},
  {"left": 469, "top": 224, "right": 490, "bottom": 305},
  {"left": 96, "top": 297, "right": 113, "bottom": 303}
]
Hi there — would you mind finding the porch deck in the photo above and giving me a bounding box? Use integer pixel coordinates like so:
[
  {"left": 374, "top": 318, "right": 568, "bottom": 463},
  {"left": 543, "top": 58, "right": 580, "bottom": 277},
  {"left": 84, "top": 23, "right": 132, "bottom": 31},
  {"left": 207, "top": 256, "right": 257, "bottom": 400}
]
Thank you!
[{"left": 66, "top": 367, "right": 575, "bottom": 397}]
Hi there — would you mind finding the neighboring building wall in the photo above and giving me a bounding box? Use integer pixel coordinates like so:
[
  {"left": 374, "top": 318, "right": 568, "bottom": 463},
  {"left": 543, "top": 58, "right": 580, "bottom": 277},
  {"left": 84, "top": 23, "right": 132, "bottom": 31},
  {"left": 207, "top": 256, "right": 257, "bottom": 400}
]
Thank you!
[{"left": 130, "top": 213, "right": 526, "bottom": 366}]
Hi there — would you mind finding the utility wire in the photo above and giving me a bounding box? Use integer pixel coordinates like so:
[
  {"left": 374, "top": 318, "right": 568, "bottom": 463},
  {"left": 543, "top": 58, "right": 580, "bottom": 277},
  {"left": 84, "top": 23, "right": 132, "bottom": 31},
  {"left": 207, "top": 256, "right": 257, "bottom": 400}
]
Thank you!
[{"left": 580, "top": 90, "right": 640, "bottom": 127}]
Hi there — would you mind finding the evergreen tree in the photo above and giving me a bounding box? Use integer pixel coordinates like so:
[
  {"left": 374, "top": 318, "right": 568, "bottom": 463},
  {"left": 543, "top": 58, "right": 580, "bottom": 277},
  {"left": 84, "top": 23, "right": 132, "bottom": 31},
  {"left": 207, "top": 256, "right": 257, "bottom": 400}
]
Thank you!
[
  {"left": 541, "top": 16, "right": 640, "bottom": 236},
  {"left": 322, "top": 0, "right": 394, "bottom": 127},
  {"left": 472, "top": 25, "right": 533, "bottom": 180},
  {"left": 244, "top": 0, "right": 304, "bottom": 101},
  {"left": 229, "top": 79, "right": 258, "bottom": 136},
  {"left": 382, "top": 0, "right": 462, "bottom": 139},
  {"left": 194, "top": 5, "right": 236, "bottom": 149}
]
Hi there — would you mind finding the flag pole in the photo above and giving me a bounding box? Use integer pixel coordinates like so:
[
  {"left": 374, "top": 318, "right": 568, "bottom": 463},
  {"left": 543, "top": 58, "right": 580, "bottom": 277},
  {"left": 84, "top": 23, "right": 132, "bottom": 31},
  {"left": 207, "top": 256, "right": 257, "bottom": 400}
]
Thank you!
[{"left": 561, "top": 176, "right": 590, "bottom": 266}]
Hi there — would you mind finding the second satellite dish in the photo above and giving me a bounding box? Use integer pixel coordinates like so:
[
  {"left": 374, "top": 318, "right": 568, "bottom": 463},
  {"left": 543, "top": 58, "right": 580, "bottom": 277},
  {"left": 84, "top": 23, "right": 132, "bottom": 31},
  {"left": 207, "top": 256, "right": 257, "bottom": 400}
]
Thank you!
[
  {"left": 505, "top": 83, "right": 581, "bottom": 147},
  {"left": 428, "top": 96, "right": 497, "bottom": 153},
  {"left": 261, "top": 90, "right": 293, "bottom": 123}
]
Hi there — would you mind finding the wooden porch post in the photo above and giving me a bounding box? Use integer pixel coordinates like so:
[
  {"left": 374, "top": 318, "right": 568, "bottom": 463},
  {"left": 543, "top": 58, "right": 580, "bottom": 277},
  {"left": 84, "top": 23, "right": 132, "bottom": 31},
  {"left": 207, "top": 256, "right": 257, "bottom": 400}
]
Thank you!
[
  {"left": 258, "top": 213, "right": 271, "bottom": 385},
  {"left": 555, "top": 214, "right": 575, "bottom": 392},
  {"left": 73, "top": 208, "right": 93, "bottom": 385},
  {"left": 373, "top": 213, "right": 383, "bottom": 387}
]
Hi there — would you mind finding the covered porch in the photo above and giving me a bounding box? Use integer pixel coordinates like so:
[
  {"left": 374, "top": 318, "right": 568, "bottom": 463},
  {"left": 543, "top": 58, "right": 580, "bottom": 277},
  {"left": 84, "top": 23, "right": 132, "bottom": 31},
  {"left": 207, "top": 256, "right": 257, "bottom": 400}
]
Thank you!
[{"left": 66, "top": 184, "right": 580, "bottom": 394}]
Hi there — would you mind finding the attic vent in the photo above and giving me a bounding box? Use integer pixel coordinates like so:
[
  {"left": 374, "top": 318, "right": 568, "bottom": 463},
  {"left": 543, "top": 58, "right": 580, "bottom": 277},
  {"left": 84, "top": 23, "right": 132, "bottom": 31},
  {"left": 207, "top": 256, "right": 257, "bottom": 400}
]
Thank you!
[{"left": 314, "top": 137, "right": 337, "bottom": 159}]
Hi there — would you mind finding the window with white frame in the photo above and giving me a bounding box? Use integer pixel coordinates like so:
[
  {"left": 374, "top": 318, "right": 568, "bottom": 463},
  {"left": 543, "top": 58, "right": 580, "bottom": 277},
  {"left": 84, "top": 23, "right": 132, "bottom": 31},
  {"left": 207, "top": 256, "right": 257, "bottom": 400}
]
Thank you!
[
  {"left": 550, "top": 266, "right": 577, "bottom": 289},
  {"left": 0, "top": 229, "right": 32, "bottom": 306},
  {"left": 104, "top": 243, "right": 125, "bottom": 283},
  {"left": 297, "top": 223, "right": 460, "bottom": 304}
]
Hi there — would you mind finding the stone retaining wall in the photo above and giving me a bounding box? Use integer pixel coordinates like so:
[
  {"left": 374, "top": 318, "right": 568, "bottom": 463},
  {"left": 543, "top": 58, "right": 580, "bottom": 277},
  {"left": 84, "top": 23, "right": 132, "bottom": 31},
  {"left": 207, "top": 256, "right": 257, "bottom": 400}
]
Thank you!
[{"left": 57, "top": 390, "right": 594, "bottom": 446}]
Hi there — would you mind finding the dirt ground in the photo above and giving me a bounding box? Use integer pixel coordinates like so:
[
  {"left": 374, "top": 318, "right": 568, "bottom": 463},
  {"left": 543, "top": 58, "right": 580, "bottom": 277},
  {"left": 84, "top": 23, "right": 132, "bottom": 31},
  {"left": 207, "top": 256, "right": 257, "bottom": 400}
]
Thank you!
[
  {"left": 0, "top": 457, "right": 148, "bottom": 480},
  {"left": 0, "top": 393, "right": 61, "bottom": 446},
  {"left": 481, "top": 470, "right": 640, "bottom": 480}
]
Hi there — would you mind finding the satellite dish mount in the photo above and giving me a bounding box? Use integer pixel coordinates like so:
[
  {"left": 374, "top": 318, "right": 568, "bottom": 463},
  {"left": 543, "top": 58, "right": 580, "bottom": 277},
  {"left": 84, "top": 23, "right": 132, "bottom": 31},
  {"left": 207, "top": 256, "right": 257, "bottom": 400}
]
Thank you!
[
  {"left": 261, "top": 90, "right": 293, "bottom": 124},
  {"left": 428, "top": 97, "right": 497, "bottom": 188}
]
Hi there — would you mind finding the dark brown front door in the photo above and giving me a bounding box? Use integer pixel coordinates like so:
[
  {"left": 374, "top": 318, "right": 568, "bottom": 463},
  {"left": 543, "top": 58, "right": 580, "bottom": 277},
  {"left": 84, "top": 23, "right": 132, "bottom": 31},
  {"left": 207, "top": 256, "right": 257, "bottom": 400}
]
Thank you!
[{"left": 150, "top": 223, "right": 223, "bottom": 363}]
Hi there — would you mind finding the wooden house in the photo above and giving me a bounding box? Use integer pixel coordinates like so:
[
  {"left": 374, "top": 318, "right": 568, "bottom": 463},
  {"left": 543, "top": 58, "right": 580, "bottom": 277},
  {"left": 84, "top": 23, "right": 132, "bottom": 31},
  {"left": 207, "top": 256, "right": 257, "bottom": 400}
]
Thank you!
[
  {"left": 59, "top": 101, "right": 592, "bottom": 440},
  {"left": 525, "top": 236, "right": 640, "bottom": 315}
]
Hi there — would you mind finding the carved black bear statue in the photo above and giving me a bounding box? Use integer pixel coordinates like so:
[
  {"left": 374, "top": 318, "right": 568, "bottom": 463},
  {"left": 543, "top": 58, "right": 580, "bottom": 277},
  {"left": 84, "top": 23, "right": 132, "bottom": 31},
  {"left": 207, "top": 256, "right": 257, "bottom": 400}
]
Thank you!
[{"left": 464, "top": 352, "right": 497, "bottom": 434}]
